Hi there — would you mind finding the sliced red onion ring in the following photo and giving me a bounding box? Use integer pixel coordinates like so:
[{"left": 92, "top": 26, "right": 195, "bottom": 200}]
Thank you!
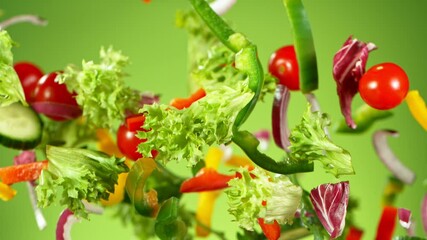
[
  {"left": 272, "top": 84, "right": 291, "bottom": 152},
  {"left": 27, "top": 182, "right": 47, "bottom": 230},
  {"left": 373, "top": 130, "right": 416, "bottom": 184},
  {"left": 0, "top": 14, "right": 47, "bottom": 29},
  {"left": 398, "top": 208, "right": 412, "bottom": 229},
  {"left": 209, "top": 0, "right": 237, "bottom": 15},
  {"left": 422, "top": 194, "right": 427, "bottom": 234},
  {"left": 56, "top": 209, "right": 80, "bottom": 240},
  {"left": 31, "top": 102, "right": 82, "bottom": 120},
  {"left": 139, "top": 92, "right": 160, "bottom": 106},
  {"left": 254, "top": 129, "right": 270, "bottom": 151}
]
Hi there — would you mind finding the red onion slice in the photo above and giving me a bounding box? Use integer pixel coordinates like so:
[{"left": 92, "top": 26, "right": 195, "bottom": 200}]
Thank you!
[
  {"left": 272, "top": 84, "right": 291, "bottom": 152},
  {"left": 31, "top": 102, "right": 82, "bottom": 120},
  {"left": 27, "top": 182, "right": 47, "bottom": 230},
  {"left": 139, "top": 92, "right": 160, "bottom": 106},
  {"left": 373, "top": 130, "right": 416, "bottom": 184},
  {"left": 82, "top": 200, "right": 104, "bottom": 215},
  {"left": 398, "top": 208, "right": 412, "bottom": 229},
  {"left": 254, "top": 129, "right": 270, "bottom": 151},
  {"left": 14, "top": 150, "right": 36, "bottom": 165},
  {"left": 0, "top": 14, "right": 47, "bottom": 29},
  {"left": 209, "top": 0, "right": 237, "bottom": 15},
  {"left": 422, "top": 194, "right": 427, "bottom": 234},
  {"left": 56, "top": 209, "right": 80, "bottom": 240}
]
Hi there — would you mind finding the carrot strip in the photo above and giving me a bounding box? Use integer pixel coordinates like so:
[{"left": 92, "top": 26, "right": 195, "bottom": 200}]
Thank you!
[{"left": 0, "top": 161, "right": 48, "bottom": 185}]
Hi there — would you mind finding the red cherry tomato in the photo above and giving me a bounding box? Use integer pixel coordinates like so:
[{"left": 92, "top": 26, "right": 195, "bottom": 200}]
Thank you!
[
  {"left": 268, "top": 45, "right": 300, "bottom": 91},
  {"left": 117, "top": 124, "right": 145, "bottom": 161},
  {"left": 33, "top": 72, "right": 80, "bottom": 121},
  {"left": 14, "top": 62, "right": 44, "bottom": 102},
  {"left": 359, "top": 63, "right": 409, "bottom": 110}
]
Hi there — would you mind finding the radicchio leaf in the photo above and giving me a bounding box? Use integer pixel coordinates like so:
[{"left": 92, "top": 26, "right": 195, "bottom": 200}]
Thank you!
[
  {"left": 333, "top": 36, "right": 376, "bottom": 129},
  {"left": 398, "top": 208, "right": 412, "bottom": 229},
  {"left": 310, "top": 181, "right": 349, "bottom": 239}
]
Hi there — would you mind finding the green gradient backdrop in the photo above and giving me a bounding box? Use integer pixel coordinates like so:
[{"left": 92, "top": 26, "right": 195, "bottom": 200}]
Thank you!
[{"left": 1, "top": 0, "right": 427, "bottom": 239}]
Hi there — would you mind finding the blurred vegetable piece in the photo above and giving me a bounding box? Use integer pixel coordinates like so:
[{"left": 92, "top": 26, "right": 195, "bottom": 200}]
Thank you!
[
  {"left": 406, "top": 90, "right": 427, "bottom": 131},
  {"left": 382, "top": 176, "right": 404, "bottom": 207},
  {"left": 0, "top": 181, "right": 16, "bottom": 201},
  {"left": 373, "top": 130, "right": 415, "bottom": 185},
  {"left": 335, "top": 104, "right": 393, "bottom": 134},
  {"left": 258, "top": 218, "right": 280, "bottom": 240},
  {"left": 170, "top": 88, "right": 206, "bottom": 110},
  {"left": 398, "top": 208, "right": 412, "bottom": 229},
  {"left": 56, "top": 209, "right": 80, "bottom": 240},
  {"left": 0, "top": 14, "right": 47, "bottom": 29},
  {"left": 14, "top": 61, "right": 44, "bottom": 102},
  {"left": 345, "top": 226, "right": 363, "bottom": 240},
  {"left": 0, "top": 160, "right": 47, "bottom": 185},
  {"left": 375, "top": 206, "right": 398, "bottom": 240},
  {"left": 155, "top": 197, "right": 187, "bottom": 240}
]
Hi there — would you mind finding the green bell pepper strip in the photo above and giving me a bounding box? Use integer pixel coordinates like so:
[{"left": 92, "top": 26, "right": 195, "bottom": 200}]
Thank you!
[
  {"left": 189, "top": 0, "right": 263, "bottom": 130},
  {"left": 334, "top": 104, "right": 393, "bottom": 134},
  {"left": 155, "top": 197, "right": 187, "bottom": 240},
  {"left": 232, "top": 130, "right": 314, "bottom": 174},
  {"left": 283, "top": 0, "right": 318, "bottom": 93}
]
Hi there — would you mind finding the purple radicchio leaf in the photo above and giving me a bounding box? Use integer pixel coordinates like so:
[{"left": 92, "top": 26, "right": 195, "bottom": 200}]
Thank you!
[
  {"left": 310, "top": 181, "right": 350, "bottom": 239},
  {"left": 14, "top": 150, "right": 36, "bottom": 165},
  {"left": 333, "top": 36, "right": 377, "bottom": 129}
]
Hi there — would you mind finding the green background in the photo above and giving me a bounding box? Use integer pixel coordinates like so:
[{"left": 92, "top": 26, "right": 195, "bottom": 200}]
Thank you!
[{"left": 1, "top": 0, "right": 427, "bottom": 239}]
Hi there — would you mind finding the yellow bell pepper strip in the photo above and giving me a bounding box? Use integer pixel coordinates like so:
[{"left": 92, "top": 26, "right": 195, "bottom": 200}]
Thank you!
[
  {"left": 224, "top": 155, "right": 253, "bottom": 168},
  {"left": 282, "top": 0, "right": 318, "bottom": 93},
  {"left": 406, "top": 90, "right": 427, "bottom": 131},
  {"left": 0, "top": 181, "right": 16, "bottom": 201},
  {"left": 382, "top": 176, "right": 404, "bottom": 207},
  {"left": 125, "top": 157, "right": 159, "bottom": 217}
]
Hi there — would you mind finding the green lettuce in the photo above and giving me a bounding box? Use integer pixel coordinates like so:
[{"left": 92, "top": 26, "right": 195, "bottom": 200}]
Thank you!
[
  {"left": 0, "top": 30, "right": 26, "bottom": 106},
  {"left": 289, "top": 106, "right": 354, "bottom": 177},
  {"left": 137, "top": 77, "right": 253, "bottom": 167},
  {"left": 226, "top": 167, "right": 302, "bottom": 230},
  {"left": 58, "top": 47, "right": 140, "bottom": 129},
  {"left": 36, "top": 145, "right": 128, "bottom": 218}
]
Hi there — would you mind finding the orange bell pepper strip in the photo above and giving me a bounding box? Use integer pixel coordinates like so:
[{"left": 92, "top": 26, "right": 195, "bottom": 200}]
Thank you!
[
  {"left": 375, "top": 206, "right": 398, "bottom": 240},
  {"left": 0, "top": 182, "right": 16, "bottom": 201},
  {"left": 406, "top": 90, "right": 427, "bottom": 131},
  {"left": 345, "top": 226, "right": 363, "bottom": 240},
  {"left": 258, "top": 218, "right": 281, "bottom": 240},
  {"left": 180, "top": 168, "right": 234, "bottom": 193},
  {"left": 170, "top": 88, "right": 206, "bottom": 110},
  {"left": 0, "top": 160, "right": 48, "bottom": 185}
]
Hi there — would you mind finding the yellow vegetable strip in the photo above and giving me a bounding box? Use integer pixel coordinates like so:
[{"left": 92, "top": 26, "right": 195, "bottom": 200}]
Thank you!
[
  {"left": 406, "top": 90, "right": 427, "bottom": 131},
  {"left": 0, "top": 182, "right": 16, "bottom": 201}
]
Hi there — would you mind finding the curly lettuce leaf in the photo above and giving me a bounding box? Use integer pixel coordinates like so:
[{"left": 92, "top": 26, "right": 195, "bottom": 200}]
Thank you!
[
  {"left": 36, "top": 146, "right": 128, "bottom": 218},
  {"left": 138, "top": 77, "right": 253, "bottom": 167},
  {"left": 289, "top": 106, "right": 354, "bottom": 178},
  {"left": 226, "top": 167, "right": 302, "bottom": 230},
  {"left": 58, "top": 47, "right": 140, "bottom": 129},
  {"left": 0, "top": 30, "right": 26, "bottom": 106}
]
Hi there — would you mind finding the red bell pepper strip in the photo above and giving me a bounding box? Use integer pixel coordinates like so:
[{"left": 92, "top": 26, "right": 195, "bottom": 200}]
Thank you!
[
  {"left": 345, "top": 226, "right": 363, "bottom": 240},
  {"left": 126, "top": 114, "right": 148, "bottom": 132},
  {"left": 258, "top": 218, "right": 281, "bottom": 240},
  {"left": 180, "top": 167, "right": 234, "bottom": 193},
  {"left": 375, "top": 206, "right": 398, "bottom": 240},
  {"left": 0, "top": 160, "right": 48, "bottom": 185},
  {"left": 170, "top": 88, "right": 206, "bottom": 110}
]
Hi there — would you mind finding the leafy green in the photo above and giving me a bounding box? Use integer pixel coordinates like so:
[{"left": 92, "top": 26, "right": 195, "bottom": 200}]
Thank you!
[
  {"left": 226, "top": 167, "right": 302, "bottom": 230},
  {"left": 36, "top": 145, "right": 128, "bottom": 218},
  {"left": 137, "top": 76, "right": 253, "bottom": 167},
  {"left": 58, "top": 46, "right": 140, "bottom": 129},
  {"left": 289, "top": 106, "right": 354, "bottom": 177},
  {"left": 0, "top": 30, "right": 26, "bottom": 106}
]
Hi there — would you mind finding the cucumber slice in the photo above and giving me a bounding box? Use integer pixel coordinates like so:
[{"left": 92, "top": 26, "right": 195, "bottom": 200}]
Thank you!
[{"left": 0, "top": 102, "right": 43, "bottom": 149}]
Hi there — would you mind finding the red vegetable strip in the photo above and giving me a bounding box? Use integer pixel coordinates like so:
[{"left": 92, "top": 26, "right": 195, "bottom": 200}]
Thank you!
[
  {"left": 31, "top": 102, "right": 82, "bottom": 120},
  {"left": 170, "top": 88, "right": 206, "bottom": 110},
  {"left": 180, "top": 167, "right": 234, "bottom": 193},
  {"left": 422, "top": 193, "right": 427, "bottom": 234},
  {"left": 271, "top": 84, "right": 291, "bottom": 152},
  {"left": 258, "top": 218, "right": 280, "bottom": 240},
  {"left": 345, "top": 226, "right": 363, "bottom": 240},
  {"left": 0, "top": 160, "right": 48, "bottom": 185},
  {"left": 398, "top": 208, "right": 412, "bottom": 229},
  {"left": 373, "top": 130, "right": 415, "bottom": 184},
  {"left": 56, "top": 209, "right": 80, "bottom": 240},
  {"left": 126, "top": 114, "right": 147, "bottom": 132},
  {"left": 375, "top": 206, "right": 398, "bottom": 240}
]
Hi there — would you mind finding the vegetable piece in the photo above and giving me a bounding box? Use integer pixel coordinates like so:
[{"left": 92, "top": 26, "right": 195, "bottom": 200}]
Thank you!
[
  {"left": 155, "top": 197, "right": 187, "bottom": 240},
  {"left": 209, "top": 0, "right": 237, "bottom": 15},
  {"left": 14, "top": 62, "right": 44, "bottom": 102},
  {"left": 117, "top": 124, "right": 145, "bottom": 161},
  {"left": 126, "top": 114, "right": 147, "bottom": 132},
  {"left": 359, "top": 63, "right": 409, "bottom": 110},
  {"left": 268, "top": 45, "right": 300, "bottom": 91},
  {"left": 0, "top": 14, "right": 47, "bottom": 29},
  {"left": 272, "top": 84, "right": 291, "bottom": 151},
  {"left": 56, "top": 209, "right": 80, "bottom": 240},
  {"left": 170, "top": 88, "right": 206, "bottom": 110},
  {"left": 0, "top": 181, "right": 16, "bottom": 201},
  {"left": 125, "top": 158, "right": 159, "bottom": 217},
  {"left": 258, "top": 218, "right": 280, "bottom": 240},
  {"left": 0, "top": 160, "right": 48, "bottom": 185},
  {"left": 36, "top": 146, "right": 128, "bottom": 218},
  {"left": 335, "top": 104, "right": 393, "bottom": 134},
  {"left": 58, "top": 47, "right": 140, "bottom": 128},
  {"left": 406, "top": 90, "right": 427, "bottom": 131},
  {"left": 180, "top": 168, "right": 234, "bottom": 193},
  {"left": 254, "top": 129, "right": 270, "bottom": 151},
  {"left": 333, "top": 36, "right": 376, "bottom": 128},
  {"left": 289, "top": 106, "right": 354, "bottom": 177},
  {"left": 0, "top": 102, "right": 43, "bottom": 149},
  {"left": 376, "top": 206, "right": 398, "bottom": 240},
  {"left": 382, "top": 176, "right": 404, "bottom": 207},
  {"left": 422, "top": 193, "right": 427, "bottom": 235},
  {"left": 345, "top": 226, "right": 363, "bottom": 240},
  {"left": 310, "top": 181, "right": 349, "bottom": 239},
  {"left": 282, "top": 0, "right": 318, "bottom": 93},
  {"left": 373, "top": 130, "right": 415, "bottom": 184},
  {"left": 226, "top": 167, "right": 302, "bottom": 230},
  {"left": 398, "top": 208, "right": 412, "bottom": 229}
]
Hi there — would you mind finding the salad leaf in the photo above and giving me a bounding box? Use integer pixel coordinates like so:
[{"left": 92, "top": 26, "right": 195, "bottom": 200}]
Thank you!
[
  {"left": 289, "top": 105, "right": 354, "bottom": 178},
  {"left": 226, "top": 167, "right": 302, "bottom": 231},
  {"left": 0, "top": 30, "right": 26, "bottom": 106},
  {"left": 58, "top": 47, "right": 140, "bottom": 129},
  {"left": 36, "top": 146, "right": 128, "bottom": 218},
  {"left": 137, "top": 76, "right": 253, "bottom": 167}
]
